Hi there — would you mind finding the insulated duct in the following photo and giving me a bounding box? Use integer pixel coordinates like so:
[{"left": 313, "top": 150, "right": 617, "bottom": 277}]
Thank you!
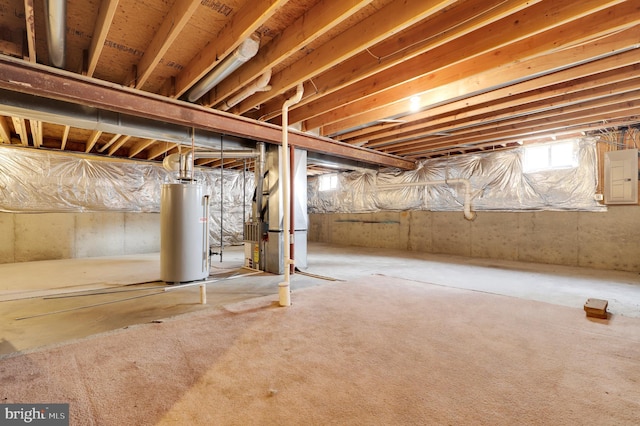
[
  {"left": 43, "top": 0, "right": 66, "bottom": 69},
  {"left": 187, "top": 35, "right": 261, "bottom": 103}
]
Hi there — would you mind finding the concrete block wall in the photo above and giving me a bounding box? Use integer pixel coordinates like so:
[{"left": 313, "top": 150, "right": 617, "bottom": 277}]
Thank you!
[
  {"left": 0, "top": 212, "right": 160, "bottom": 264},
  {"left": 309, "top": 206, "right": 640, "bottom": 272}
]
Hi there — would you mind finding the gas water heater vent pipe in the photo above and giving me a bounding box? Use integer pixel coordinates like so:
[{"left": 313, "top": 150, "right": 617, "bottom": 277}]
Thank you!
[
  {"left": 378, "top": 179, "right": 477, "bottom": 221},
  {"left": 279, "top": 83, "right": 304, "bottom": 307}
]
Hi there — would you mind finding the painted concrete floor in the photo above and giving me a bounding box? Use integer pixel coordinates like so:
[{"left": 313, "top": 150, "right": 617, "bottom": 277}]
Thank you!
[{"left": 1, "top": 242, "right": 639, "bottom": 356}]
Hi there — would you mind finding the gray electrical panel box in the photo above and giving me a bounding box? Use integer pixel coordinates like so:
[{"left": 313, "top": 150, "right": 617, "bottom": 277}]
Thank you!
[{"left": 604, "top": 149, "right": 638, "bottom": 205}]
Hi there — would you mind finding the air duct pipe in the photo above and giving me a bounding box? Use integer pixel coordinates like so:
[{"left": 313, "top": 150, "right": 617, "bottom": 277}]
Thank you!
[
  {"left": 43, "top": 0, "right": 66, "bottom": 69},
  {"left": 279, "top": 83, "right": 304, "bottom": 307},
  {"left": 378, "top": 179, "right": 477, "bottom": 221},
  {"left": 187, "top": 35, "right": 260, "bottom": 102},
  {"left": 219, "top": 70, "right": 272, "bottom": 111}
]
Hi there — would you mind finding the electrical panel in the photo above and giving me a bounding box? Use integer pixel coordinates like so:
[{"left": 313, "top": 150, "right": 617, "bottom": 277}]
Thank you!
[{"left": 604, "top": 149, "right": 638, "bottom": 204}]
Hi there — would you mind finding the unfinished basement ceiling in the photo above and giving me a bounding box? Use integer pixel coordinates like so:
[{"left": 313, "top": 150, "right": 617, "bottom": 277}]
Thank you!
[{"left": 0, "top": 0, "right": 638, "bottom": 173}]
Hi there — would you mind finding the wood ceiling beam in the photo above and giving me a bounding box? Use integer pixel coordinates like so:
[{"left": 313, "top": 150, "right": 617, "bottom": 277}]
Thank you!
[
  {"left": 11, "top": 117, "right": 28, "bottom": 146},
  {"left": 23, "top": 0, "right": 36, "bottom": 63},
  {"left": 415, "top": 129, "right": 595, "bottom": 159},
  {"left": 209, "top": 0, "right": 371, "bottom": 106},
  {"left": 363, "top": 74, "right": 640, "bottom": 149},
  {"left": 107, "top": 135, "right": 131, "bottom": 156},
  {"left": 340, "top": 52, "right": 640, "bottom": 143},
  {"left": 29, "top": 119, "right": 42, "bottom": 148},
  {"left": 98, "top": 133, "right": 122, "bottom": 153},
  {"left": 85, "top": 130, "right": 103, "bottom": 152},
  {"left": 195, "top": 158, "right": 214, "bottom": 166},
  {"left": 394, "top": 88, "right": 640, "bottom": 153},
  {"left": 230, "top": 0, "right": 457, "bottom": 115},
  {"left": 390, "top": 101, "right": 640, "bottom": 156},
  {"left": 320, "top": 23, "right": 640, "bottom": 137},
  {"left": 0, "top": 116, "right": 11, "bottom": 143},
  {"left": 310, "top": 0, "right": 638, "bottom": 134},
  {"left": 208, "top": 158, "right": 237, "bottom": 168},
  {"left": 252, "top": 0, "right": 538, "bottom": 124},
  {"left": 128, "top": 139, "right": 157, "bottom": 158},
  {"left": 173, "top": 0, "right": 287, "bottom": 98},
  {"left": 0, "top": 39, "right": 22, "bottom": 58},
  {"left": 0, "top": 57, "right": 413, "bottom": 169},
  {"left": 60, "top": 125, "right": 70, "bottom": 150},
  {"left": 134, "top": 0, "right": 200, "bottom": 89},
  {"left": 86, "top": 0, "right": 120, "bottom": 77},
  {"left": 147, "top": 142, "right": 177, "bottom": 160},
  {"left": 391, "top": 94, "right": 640, "bottom": 154},
  {"left": 407, "top": 118, "right": 640, "bottom": 159}
]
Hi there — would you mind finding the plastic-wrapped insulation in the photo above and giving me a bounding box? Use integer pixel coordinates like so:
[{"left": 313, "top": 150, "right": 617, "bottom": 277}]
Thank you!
[
  {"left": 0, "top": 145, "right": 254, "bottom": 245},
  {"left": 308, "top": 138, "right": 605, "bottom": 214}
]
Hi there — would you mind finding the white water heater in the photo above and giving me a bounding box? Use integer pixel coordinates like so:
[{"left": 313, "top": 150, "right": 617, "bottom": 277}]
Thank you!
[{"left": 160, "top": 183, "right": 210, "bottom": 283}]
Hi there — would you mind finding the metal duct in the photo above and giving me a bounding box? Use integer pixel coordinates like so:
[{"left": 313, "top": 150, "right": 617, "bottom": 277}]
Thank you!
[
  {"left": 43, "top": 0, "right": 66, "bottom": 69},
  {"left": 0, "top": 88, "right": 253, "bottom": 150},
  {"left": 187, "top": 35, "right": 261, "bottom": 102}
]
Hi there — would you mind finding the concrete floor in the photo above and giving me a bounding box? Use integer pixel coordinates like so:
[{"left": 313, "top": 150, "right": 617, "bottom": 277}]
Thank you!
[{"left": 1, "top": 242, "right": 639, "bottom": 356}]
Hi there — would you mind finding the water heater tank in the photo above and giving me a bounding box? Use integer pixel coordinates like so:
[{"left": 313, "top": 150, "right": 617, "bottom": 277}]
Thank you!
[{"left": 160, "top": 183, "right": 210, "bottom": 283}]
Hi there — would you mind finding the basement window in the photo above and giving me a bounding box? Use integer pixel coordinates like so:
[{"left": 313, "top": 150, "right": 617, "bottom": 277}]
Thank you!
[
  {"left": 319, "top": 174, "right": 338, "bottom": 191},
  {"left": 523, "top": 140, "right": 578, "bottom": 173}
]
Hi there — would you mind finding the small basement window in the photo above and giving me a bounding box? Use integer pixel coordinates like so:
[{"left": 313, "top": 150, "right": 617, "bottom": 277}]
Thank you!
[
  {"left": 523, "top": 140, "right": 578, "bottom": 173},
  {"left": 319, "top": 174, "right": 338, "bottom": 191}
]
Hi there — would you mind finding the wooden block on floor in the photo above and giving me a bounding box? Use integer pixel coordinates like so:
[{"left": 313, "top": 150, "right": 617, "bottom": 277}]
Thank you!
[{"left": 584, "top": 298, "right": 608, "bottom": 319}]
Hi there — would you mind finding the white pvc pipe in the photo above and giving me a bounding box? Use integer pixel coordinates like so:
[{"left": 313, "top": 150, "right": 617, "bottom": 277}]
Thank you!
[
  {"left": 379, "top": 178, "right": 477, "bottom": 221},
  {"left": 200, "top": 284, "right": 207, "bottom": 304},
  {"left": 279, "top": 83, "right": 304, "bottom": 307},
  {"left": 220, "top": 70, "right": 272, "bottom": 111}
]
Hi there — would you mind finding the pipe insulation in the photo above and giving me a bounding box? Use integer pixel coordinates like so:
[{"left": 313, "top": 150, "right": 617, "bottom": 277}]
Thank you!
[
  {"left": 43, "top": 0, "right": 66, "bottom": 69},
  {"left": 378, "top": 179, "right": 477, "bottom": 221},
  {"left": 279, "top": 83, "right": 304, "bottom": 307}
]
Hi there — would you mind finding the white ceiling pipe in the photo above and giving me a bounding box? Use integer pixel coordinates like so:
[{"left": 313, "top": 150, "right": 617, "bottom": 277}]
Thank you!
[
  {"left": 192, "top": 150, "right": 258, "bottom": 159},
  {"left": 43, "top": 0, "right": 66, "bottom": 68},
  {"left": 378, "top": 179, "right": 477, "bottom": 221},
  {"left": 279, "top": 83, "right": 304, "bottom": 307},
  {"left": 219, "top": 69, "right": 272, "bottom": 111},
  {"left": 187, "top": 35, "right": 261, "bottom": 102}
]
